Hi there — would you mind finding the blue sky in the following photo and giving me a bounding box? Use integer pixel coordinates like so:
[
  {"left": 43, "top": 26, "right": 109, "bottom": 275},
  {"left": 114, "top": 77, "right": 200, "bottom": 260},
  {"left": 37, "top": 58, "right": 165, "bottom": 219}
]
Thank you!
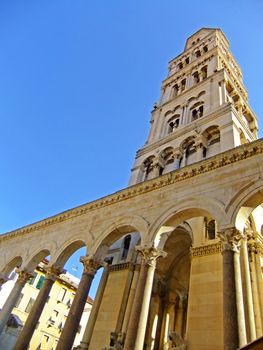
[{"left": 1, "top": 1, "right": 263, "bottom": 297}]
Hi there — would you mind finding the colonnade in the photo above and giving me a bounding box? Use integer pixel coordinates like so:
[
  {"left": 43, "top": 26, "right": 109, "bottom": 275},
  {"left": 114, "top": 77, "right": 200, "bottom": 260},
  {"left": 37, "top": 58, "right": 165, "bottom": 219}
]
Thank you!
[{"left": 0, "top": 227, "right": 262, "bottom": 350}]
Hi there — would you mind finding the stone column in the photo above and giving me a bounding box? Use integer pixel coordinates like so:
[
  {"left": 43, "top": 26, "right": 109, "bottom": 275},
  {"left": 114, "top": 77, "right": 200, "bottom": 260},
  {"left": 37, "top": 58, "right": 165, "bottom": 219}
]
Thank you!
[
  {"left": 172, "top": 150, "right": 183, "bottom": 171},
  {"left": 0, "top": 273, "right": 9, "bottom": 287},
  {"left": 124, "top": 245, "right": 166, "bottom": 350},
  {"left": 219, "top": 228, "right": 244, "bottom": 350},
  {"left": 241, "top": 232, "right": 256, "bottom": 341},
  {"left": 115, "top": 262, "right": 136, "bottom": 336},
  {"left": 0, "top": 269, "right": 33, "bottom": 334},
  {"left": 153, "top": 284, "right": 166, "bottom": 350},
  {"left": 121, "top": 265, "right": 140, "bottom": 334},
  {"left": 77, "top": 264, "right": 109, "bottom": 350},
  {"left": 248, "top": 236, "right": 263, "bottom": 337},
  {"left": 13, "top": 265, "right": 64, "bottom": 350},
  {"left": 56, "top": 256, "right": 103, "bottom": 350}
]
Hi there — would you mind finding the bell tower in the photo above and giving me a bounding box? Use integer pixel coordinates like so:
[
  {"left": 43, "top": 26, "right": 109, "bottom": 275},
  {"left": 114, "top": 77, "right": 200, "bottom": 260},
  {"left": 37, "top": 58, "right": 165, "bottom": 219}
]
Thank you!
[{"left": 129, "top": 28, "right": 258, "bottom": 186}]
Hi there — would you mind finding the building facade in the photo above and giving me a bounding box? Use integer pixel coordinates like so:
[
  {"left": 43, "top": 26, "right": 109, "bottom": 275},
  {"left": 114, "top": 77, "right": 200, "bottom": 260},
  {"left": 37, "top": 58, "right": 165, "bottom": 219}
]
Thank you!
[
  {"left": 0, "top": 28, "right": 262, "bottom": 350},
  {"left": 0, "top": 262, "right": 92, "bottom": 349}
]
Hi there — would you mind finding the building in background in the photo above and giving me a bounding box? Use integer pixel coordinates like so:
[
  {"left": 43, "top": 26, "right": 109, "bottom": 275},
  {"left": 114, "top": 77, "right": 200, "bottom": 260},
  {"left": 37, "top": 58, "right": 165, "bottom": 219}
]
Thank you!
[{"left": 0, "top": 260, "right": 92, "bottom": 350}]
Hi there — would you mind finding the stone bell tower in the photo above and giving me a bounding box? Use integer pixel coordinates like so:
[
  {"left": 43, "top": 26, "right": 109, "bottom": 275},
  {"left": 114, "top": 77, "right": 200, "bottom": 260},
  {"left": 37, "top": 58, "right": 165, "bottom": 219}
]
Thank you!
[{"left": 129, "top": 28, "right": 258, "bottom": 186}]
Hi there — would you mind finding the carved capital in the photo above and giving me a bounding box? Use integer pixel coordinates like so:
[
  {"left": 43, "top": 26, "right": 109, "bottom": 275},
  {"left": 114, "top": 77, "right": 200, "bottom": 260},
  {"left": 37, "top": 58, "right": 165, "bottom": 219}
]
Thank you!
[
  {"left": 15, "top": 269, "right": 34, "bottom": 285},
  {"left": 172, "top": 149, "right": 183, "bottom": 160},
  {"left": 218, "top": 228, "right": 243, "bottom": 253},
  {"left": 46, "top": 265, "right": 65, "bottom": 281},
  {"left": 136, "top": 244, "right": 167, "bottom": 268},
  {"left": 80, "top": 256, "right": 104, "bottom": 275}
]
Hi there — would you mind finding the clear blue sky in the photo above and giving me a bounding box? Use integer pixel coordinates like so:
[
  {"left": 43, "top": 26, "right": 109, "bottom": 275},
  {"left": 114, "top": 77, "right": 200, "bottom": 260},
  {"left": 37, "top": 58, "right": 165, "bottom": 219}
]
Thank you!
[{"left": 1, "top": 1, "right": 262, "bottom": 297}]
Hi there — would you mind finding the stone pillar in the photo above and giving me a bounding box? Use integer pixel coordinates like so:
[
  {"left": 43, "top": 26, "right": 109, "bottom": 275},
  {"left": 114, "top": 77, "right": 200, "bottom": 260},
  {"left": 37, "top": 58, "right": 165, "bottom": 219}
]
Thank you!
[
  {"left": 194, "top": 135, "right": 207, "bottom": 162},
  {"left": 0, "top": 273, "right": 9, "bottom": 287},
  {"left": 172, "top": 150, "right": 183, "bottom": 171},
  {"left": 77, "top": 264, "right": 109, "bottom": 350},
  {"left": 115, "top": 262, "right": 135, "bottom": 336},
  {"left": 124, "top": 245, "right": 166, "bottom": 350},
  {"left": 0, "top": 269, "right": 33, "bottom": 334},
  {"left": 219, "top": 228, "right": 244, "bottom": 350},
  {"left": 248, "top": 236, "right": 263, "bottom": 337},
  {"left": 153, "top": 285, "right": 165, "bottom": 350},
  {"left": 241, "top": 233, "right": 256, "bottom": 341},
  {"left": 56, "top": 256, "right": 103, "bottom": 350},
  {"left": 13, "top": 265, "right": 65, "bottom": 350},
  {"left": 121, "top": 265, "right": 140, "bottom": 334}
]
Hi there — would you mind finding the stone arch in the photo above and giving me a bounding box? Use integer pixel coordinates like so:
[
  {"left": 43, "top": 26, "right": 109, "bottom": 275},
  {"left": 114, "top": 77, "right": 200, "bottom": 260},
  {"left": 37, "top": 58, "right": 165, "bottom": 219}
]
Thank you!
[
  {"left": 91, "top": 214, "right": 149, "bottom": 256},
  {"left": 1, "top": 256, "right": 23, "bottom": 275},
  {"left": 22, "top": 248, "right": 51, "bottom": 271},
  {"left": 148, "top": 196, "right": 225, "bottom": 248},
  {"left": 202, "top": 125, "right": 220, "bottom": 146},
  {"left": 225, "top": 181, "right": 263, "bottom": 230},
  {"left": 52, "top": 238, "right": 87, "bottom": 267}
]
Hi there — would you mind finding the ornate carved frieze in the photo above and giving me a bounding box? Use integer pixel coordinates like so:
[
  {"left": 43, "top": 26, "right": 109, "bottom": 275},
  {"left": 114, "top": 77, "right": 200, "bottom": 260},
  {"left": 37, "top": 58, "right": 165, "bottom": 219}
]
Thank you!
[
  {"left": 218, "top": 228, "right": 243, "bottom": 252},
  {"left": 191, "top": 242, "right": 222, "bottom": 257},
  {"left": 109, "top": 262, "right": 131, "bottom": 272},
  {"left": 1, "top": 138, "right": 263, "bottom": 242}
]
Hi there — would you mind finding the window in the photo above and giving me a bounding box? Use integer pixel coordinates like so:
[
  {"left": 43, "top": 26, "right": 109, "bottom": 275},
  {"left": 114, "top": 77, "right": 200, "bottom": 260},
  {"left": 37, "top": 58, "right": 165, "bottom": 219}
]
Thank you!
[
  {"left": 168, "top": 117, "right": 180, "bottom": 133},
  {"left": 195, "top": 50, "right": 201, "bottom": 58},
  {"left": 207, "top": 220, "right": 216, "bottom": 240},
  {"left": 178, "top": 62, "right": 183, "bottom": 70},
  {"left": 36, "top": 275, "right": 45, "bottom": 289},
  {"left": 28, "top": 274, "right": 36, "bottom": 286},
  {"left": 192, "top": 105, "right": 204, "bottom": 120},
  {"left": 25, "top": 298, "right": 35, "bottom": 313},
  {"left": 121, "top": 235, "right": 131, "bottom": 260},
  {"left": 15, "top": 293, "right": 24, "bottom": 308},
  {"left": 193, "top": 71, "right": 200, "bottom": 84},
  {"left": 41, "top": 334, "right": 50, "bottom": 348},
  {"left": 172, "top": 84, "right": 179, "bottom": 97},
  {"left": 203, "top": 45, "right": 208, "bottom": 53},
  {"left": 185, "top": 57, "right": 190, "bottom": 64},
  {"left": 201, "top": 66, "right": 207, "bottom": 80},
  {"left": 58, "top": 287, "right": 67, "bottom": 302},
  {"left": 181, "top": 79, "right": 186, "bottom": 91}
]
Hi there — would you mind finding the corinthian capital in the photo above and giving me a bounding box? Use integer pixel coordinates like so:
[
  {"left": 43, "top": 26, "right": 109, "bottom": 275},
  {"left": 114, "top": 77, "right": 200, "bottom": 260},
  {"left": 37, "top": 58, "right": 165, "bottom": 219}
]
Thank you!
[
  {"left": 80, "top": 256, "right": 104, "bottom": 275},
  {"left": 15, "top": 269, "right": 35, "bottom": 285},
  {"left": 218, "top": 227, "right": 243, "bottom": 252},
  {"left": 46, "top": 265, "right": 66, "bottom": 281},
  {"left": 136, "top": 244, "right": 167, "bottom": 268}
]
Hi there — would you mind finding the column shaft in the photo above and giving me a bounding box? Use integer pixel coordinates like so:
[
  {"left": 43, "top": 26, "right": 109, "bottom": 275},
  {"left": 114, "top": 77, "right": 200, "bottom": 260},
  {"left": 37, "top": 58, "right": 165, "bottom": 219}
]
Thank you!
[
  {"left": 0, "top": 270, "right": 32, "bottom": 335},
  {"left": 242, "top": 239, "right": 256, "bottom": 340},
  {"left": 78, "top": 265, "right": 109, "bottom": 349},
  {"left": 233, "top": 250, "right": 247, "bottom": 346},
  {"left": 115, "top": 263, "right": 135, "bottom": 335},
  {"left": 56, "top": 257, "right": 102, "bottom": 350},
  {"left": 124, "top": 262, "right": 148, "bottom": 350},
  {"left": 250, "top": 252, "right": 263, "bottom": 337},
  {"left": 134, "top": 264, "right": 155, "bottom": 350},
  {"left": 222, "top": 249, "right": 239, "bottom": 350},
  {"left": 13, "top": 277, "right": 55, "bottom": 350},
  {"left": 122, "top": 267, "right": 140, "bottom": 334}
]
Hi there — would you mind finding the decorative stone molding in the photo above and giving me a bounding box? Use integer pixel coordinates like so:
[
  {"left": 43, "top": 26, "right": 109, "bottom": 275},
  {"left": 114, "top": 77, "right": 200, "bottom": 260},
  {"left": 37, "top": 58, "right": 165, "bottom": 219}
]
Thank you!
[
  {"left": 136, "top": 245, "right": 167, "bottom": 267},
  {"left": 191, "top": 242, "right": 222, "bottom": 257},
  {"left": 80, "top": 256, "right": 104, "bottom": 276},
  {"left": 1, "top": 138, "right": 263, "bottom": 243},
  {"left": 218, "top": 228, "right": 243, "bottom": 252},
  {"left": 109, "top": 262, "right": 131, "bottom": 272}
]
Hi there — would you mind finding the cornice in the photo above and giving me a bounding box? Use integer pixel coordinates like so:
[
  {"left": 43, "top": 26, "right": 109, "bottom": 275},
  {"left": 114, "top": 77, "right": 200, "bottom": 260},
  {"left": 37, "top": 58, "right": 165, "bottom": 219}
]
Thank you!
[
  {"left": 1, "top": 138, "right": 263, "bottom": 242},
  {"left": 191, "top": 242, "right": 222, "bottom": 257}
]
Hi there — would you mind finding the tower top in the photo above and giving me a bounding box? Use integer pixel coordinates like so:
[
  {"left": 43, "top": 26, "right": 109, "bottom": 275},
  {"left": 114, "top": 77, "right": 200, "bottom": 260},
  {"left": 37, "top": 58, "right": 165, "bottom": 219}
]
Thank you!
[{"left": 129, "top": 28, "right": 258, "bottom": 186}]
